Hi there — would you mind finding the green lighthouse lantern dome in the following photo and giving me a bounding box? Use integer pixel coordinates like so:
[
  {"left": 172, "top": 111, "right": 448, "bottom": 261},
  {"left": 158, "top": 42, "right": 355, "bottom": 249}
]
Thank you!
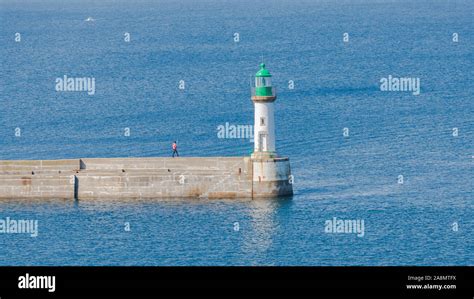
[
  {"left": 255, "top": 63, "right": 273, "bottom": 97},
  {"left": 256, "top": 63, "right": 272, "bottom": 77}
]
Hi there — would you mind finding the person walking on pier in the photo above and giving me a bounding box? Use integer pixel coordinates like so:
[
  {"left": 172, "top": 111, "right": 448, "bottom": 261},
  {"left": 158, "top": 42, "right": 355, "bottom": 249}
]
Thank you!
[{"left": 172, "top": 141, "right": 179, "bottom": 157}]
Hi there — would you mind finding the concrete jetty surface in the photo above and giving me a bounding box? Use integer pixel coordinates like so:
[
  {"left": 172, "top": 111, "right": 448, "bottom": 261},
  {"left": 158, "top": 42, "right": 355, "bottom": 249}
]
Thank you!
[{"left": 0, "top": 157, "right": 293, "bottom": 200}]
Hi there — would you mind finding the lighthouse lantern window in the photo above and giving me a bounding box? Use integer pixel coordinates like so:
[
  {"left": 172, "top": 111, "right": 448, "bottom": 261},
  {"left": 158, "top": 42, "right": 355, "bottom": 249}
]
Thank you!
[{"left": 256, "top": 77, "right": 271, "bottom": 87}]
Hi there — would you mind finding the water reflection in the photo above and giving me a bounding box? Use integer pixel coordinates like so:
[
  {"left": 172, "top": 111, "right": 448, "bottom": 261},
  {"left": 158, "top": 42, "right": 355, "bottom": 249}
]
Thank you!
[{"left": 242, "top": 197, "right": 293, "bottom": 265}]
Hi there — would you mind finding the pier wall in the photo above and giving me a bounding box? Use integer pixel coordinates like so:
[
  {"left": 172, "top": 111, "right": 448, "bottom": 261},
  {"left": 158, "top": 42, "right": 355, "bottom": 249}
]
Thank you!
[
  {"left": 77, "top": 157, "right": 253, "bottom": 199},
  {"left": 0, "top": 157, "right": 292, "bottom": 199},
  {"left": 0, "top": 160, "right": 78, "bottom": 199}
]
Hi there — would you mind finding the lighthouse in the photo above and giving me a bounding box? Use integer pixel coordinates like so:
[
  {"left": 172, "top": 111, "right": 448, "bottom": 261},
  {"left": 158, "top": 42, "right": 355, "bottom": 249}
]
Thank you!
[
  {"left": 252, "top": 63, "right": 276, "bottom": 158},
  {"left": 250, "top": 63, "right": 293, "bottom": 197}
]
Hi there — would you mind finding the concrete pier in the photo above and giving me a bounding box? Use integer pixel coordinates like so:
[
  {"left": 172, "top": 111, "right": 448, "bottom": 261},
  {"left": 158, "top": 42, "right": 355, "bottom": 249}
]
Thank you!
[{"left": 0, "top": 157, "right": 293, "bottom": 200}]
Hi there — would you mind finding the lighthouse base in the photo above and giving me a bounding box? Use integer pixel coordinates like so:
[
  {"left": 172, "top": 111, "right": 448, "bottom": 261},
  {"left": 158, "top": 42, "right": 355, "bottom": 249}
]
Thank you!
[{"left": 251, "top": 157, "right": 293, "bottom": 198}]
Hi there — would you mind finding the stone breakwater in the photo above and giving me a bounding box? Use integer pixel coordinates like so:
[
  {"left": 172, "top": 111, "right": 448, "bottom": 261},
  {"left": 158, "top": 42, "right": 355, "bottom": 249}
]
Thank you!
[{"left": 0, "top": 157, "right": 293, "bottom": 200}]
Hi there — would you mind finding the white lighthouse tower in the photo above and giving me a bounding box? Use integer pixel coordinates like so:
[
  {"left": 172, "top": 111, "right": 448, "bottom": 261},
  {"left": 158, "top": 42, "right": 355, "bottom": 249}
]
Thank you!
[
  {"left": 252, "top": 63, "right": 277, "bottom": 158},
  {"left": 250, "top": 63, "right": 293, "bottom": 197}
]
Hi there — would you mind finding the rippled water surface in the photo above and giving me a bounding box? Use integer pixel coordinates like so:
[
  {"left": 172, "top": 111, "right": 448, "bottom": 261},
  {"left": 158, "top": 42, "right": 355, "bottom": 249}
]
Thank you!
[{"left": 0, "top": 0, "right": 473, "bottom": 265}]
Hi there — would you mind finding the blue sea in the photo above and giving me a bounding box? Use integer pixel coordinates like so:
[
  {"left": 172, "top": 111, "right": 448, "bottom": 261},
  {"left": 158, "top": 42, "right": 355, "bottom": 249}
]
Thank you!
[{"left": 0, "top": 0, "right": 472, "bottom": 265}]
